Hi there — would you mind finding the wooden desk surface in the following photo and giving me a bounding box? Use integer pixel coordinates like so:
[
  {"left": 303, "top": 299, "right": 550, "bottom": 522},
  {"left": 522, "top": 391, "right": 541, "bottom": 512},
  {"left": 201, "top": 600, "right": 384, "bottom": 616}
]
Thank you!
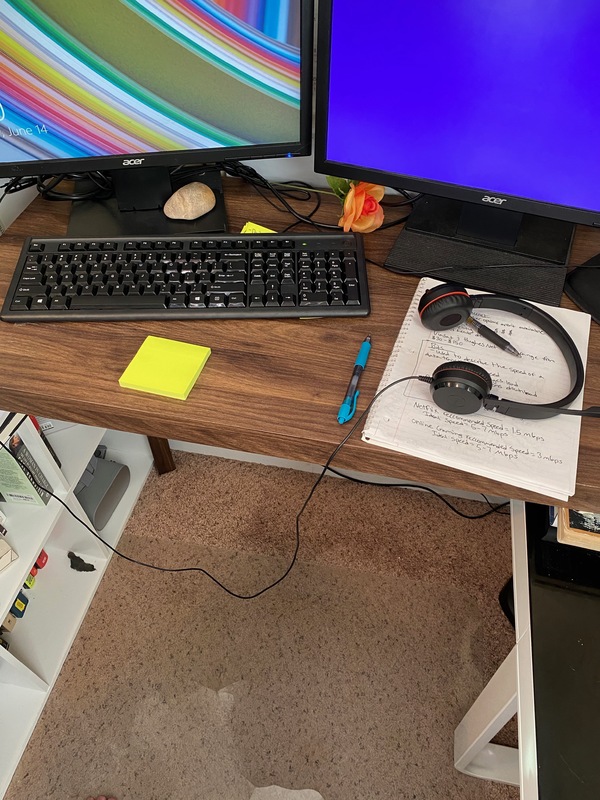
[{"left": 1, "top": 178, "right": 599, "bottom": 508}]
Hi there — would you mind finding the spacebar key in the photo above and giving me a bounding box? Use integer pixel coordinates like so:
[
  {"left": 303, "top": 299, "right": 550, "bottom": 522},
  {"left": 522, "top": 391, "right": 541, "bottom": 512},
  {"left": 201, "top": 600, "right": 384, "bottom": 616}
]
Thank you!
[{"left": 69, "top": 294, "right": 167, "bottom": 310}]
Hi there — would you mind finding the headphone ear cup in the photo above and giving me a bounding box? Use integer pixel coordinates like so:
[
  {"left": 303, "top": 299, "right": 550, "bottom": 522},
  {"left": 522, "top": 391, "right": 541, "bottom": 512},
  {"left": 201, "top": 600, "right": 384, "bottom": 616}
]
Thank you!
[
  {"left": 418, "top": 283, "right": 473, "bottom": 330},
  {"left": 430, "top": 361, "right": 493, "bottom": 414}
]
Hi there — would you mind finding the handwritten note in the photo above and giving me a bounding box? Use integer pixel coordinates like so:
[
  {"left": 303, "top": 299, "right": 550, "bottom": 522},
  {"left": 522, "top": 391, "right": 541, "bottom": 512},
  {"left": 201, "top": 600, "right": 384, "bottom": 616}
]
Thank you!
[{"left": 362, "top": 278, "right": 591, "bottom": 501}]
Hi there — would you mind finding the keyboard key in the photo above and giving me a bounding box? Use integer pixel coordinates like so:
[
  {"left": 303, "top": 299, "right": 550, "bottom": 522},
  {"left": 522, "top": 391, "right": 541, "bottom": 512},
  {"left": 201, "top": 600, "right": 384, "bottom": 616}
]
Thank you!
[
  {"left": 10, "top": 296, "right": 30, "bottom": 310},
  {"left": 300, "top": 291, "right": 328, "bottom": 306},
  {"left": 70, "top": 294, "right": 166, "bottom": 309}
]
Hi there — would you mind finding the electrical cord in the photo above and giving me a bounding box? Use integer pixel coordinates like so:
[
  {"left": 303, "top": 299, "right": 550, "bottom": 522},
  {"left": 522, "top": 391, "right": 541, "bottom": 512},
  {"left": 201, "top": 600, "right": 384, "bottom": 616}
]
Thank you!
[
  {"left": 178, "top": 162, "right": 417, "bottom": 232},
  {"left": 2, "top": 161, "right": 416, "bottom": 236},
  {"left": 34, "top": 172, "right": 114, "bottom": 201},
  {"left": 0, "top": 433, "right": 294, "bottom": 599},
  {"left": 0, "top": 176, "right": 37, "bottom": 207},
  {"left": 0, "top": 374, "right": 510, "bottom": 599},
  {"left": 230, "top": 163, "right": 343, "bottom": 230},
  {"left": 253, "top": 179, "right": 336, "bottom": 232},
  {"left": 322, "top": 466, "right": 509, "bottom": 518},
  {"left": 1, "top": 172, "right": 113, "bottom": 204}
]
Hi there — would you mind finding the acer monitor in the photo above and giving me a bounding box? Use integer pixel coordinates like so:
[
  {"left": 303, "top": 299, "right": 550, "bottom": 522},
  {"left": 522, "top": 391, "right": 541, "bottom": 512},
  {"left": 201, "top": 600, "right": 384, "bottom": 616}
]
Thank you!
[
  {"left": 0, "top": 0, "right": 313, "bottom": 236},
  {"left": 314, "top": 0, "right": 600, "bottom": 301}
]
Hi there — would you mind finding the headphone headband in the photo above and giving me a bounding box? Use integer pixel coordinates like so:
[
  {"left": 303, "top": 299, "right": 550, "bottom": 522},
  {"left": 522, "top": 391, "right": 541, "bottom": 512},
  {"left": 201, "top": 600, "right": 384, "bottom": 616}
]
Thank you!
[{"left": 472, "top": 294, "right": 584, "bottom": 418}]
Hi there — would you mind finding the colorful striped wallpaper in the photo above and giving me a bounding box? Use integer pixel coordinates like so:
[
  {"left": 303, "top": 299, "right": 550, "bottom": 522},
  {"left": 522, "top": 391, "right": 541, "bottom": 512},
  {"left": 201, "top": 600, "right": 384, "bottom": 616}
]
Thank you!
[{"left": 0, "top": 0, "right": 303, "bottom": 165}]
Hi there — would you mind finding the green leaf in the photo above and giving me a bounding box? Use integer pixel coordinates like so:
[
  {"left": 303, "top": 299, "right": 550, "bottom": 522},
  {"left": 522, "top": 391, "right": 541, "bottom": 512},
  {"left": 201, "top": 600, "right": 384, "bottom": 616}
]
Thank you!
[{"left": 326, "top": 175, "right": 352, "bottom": 201}]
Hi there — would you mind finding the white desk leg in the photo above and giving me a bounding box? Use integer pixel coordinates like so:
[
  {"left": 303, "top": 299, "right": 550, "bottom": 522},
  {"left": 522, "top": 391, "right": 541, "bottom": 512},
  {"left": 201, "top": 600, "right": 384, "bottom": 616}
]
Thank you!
[
  {"left": 454, "top": 500, "right": 538, "bottom": 794},
  {"left": 454, "top": 644, "right": 520, "bottom": 786}
]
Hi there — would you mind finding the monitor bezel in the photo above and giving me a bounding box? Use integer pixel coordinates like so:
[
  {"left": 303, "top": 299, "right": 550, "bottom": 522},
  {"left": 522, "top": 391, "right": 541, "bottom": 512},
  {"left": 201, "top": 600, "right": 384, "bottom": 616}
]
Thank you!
[
  {"left": 0, "top": 0, "right": 315, "bottom": 180},
  {"left": 313, "top": 0, "right": 600, "bottom": 230}
]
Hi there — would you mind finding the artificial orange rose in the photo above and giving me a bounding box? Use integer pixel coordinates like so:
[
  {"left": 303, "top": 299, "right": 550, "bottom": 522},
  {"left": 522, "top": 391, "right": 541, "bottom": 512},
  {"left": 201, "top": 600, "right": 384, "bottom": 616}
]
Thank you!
[{"left": 338, "top": 182, "right": 385, "bottom": 233}]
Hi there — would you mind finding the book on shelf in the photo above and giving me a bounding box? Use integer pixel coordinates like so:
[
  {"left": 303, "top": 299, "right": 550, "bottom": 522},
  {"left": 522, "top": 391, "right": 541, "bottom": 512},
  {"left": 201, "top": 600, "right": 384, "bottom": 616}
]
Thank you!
[
  {"left": 0, "top": 414, "right": 53, "bottom": 506},
  {"left": 29, "top": 415, "right": 62, "bottom": 468},
  {"left": 0, "top": 412, "right": 15, "bottom": 434},
  {"left": 361, "top": 277, "right": 592, "bottom": 502}
]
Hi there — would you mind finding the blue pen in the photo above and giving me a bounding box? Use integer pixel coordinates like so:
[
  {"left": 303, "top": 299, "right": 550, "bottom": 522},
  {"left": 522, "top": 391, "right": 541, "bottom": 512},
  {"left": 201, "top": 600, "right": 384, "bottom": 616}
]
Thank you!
[{"left": 337, "top": 336, "right": 372, "bottom": 424}]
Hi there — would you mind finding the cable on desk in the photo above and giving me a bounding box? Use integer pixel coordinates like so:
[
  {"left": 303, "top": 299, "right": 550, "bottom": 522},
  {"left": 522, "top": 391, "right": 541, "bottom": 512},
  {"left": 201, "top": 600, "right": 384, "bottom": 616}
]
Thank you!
[
  {"left": 1, "top": 172, "right": 113, "bottom": 203},
  {"left": 0, "top": 175, "right": 43, "bottom": 209},
  {"left": 2, "top": 161, "right": 416, "bottom": 236},
  {"left": 176, "top": 161, "right": 418, "bottom": 232},
  {"left": 223, "top": 162, "right": 343, "bottom": 230}
]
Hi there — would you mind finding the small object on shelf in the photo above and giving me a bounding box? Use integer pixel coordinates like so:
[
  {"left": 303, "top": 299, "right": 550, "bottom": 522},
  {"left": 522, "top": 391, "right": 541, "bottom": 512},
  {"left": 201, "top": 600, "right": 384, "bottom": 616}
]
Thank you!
[
  {"left": 10, "top": 590, "right": 29, "bottom": 618},
  {"left": 23, "top": 572, "right": 36, "bottom": 589},
  {"left": 1, "top": 612, "right": 17, "bottom": 632},
  {"left": 0, "top": 538, "right": 18, "bottom": 573},
  {"left": 67, "top": 551, "right": 96, "bottom": 573},
  {"left": 35, "top": 549, "right": 48, "bottom": 569},
  {"left": 75, "top": 456, "right": 130, "bottom": 530},
  {"left": 558, "top": 507, "right": 600, "bottom": 551},
  {"left": 0, "top": 636, "right": 9, "bottom": 651}
]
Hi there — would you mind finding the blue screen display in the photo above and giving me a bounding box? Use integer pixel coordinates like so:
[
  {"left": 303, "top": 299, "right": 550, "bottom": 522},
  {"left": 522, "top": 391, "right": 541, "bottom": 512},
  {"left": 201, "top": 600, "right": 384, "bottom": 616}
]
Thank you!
[{"left": 325, "top": 1, "right": 600, "bottom": 212}]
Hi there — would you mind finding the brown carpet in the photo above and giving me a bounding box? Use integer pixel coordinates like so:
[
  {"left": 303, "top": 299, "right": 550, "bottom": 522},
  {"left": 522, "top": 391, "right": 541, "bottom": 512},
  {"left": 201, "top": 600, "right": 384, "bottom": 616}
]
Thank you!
[{"left": 6, "top": 452, "right": 519, "bottom": 800}]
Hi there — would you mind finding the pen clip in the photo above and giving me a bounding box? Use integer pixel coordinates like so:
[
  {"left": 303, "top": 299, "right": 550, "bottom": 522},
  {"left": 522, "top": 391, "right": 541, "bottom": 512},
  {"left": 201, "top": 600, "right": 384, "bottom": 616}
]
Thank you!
[{"left": 338, "top": 390, "right": 359, "bottom": 424}]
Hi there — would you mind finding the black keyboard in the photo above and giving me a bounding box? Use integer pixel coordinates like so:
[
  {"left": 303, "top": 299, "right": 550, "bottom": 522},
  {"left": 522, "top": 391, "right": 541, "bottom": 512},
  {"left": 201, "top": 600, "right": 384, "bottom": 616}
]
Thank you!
[{"left": 0, "top": 233, "right": 370, "bottom": 322}]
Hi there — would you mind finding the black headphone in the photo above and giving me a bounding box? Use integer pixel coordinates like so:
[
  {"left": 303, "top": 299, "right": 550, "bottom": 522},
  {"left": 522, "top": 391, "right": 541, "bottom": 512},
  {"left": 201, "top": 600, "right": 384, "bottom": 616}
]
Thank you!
[{"left": 417, "top": 282, "right": 600, "bottom": 420}]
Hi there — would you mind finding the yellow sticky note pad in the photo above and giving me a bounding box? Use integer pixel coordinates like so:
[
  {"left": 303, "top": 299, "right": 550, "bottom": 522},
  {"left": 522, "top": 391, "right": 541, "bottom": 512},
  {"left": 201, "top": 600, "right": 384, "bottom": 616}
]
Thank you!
[
  {"left": 119, "top": 336, "right": 211, "bottom": 400},
  {"left": 240, "top": 221, "right": 276, "bottom": 234}
]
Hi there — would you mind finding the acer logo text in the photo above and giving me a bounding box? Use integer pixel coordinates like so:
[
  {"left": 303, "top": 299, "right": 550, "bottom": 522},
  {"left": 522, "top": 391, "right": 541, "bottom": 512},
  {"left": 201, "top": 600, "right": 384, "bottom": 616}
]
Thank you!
[
  {"left": 481, "top": 195, "right": 507, "bottom": 205},
  {"left": 123, "top": 158, "right": 144, "bottom": 165}
]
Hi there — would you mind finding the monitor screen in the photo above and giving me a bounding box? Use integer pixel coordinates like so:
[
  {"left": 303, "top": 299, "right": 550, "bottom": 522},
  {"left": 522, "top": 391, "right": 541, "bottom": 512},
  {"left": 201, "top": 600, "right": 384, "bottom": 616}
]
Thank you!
[
  {"left": 0, "top": 0, "right": 311, "bottom": 174},
  {"left": 0, "top": 0, "right": 312, "bottom": 235},
  {"left": 315, "top": 0, "right": 600, "bottom": 292}
]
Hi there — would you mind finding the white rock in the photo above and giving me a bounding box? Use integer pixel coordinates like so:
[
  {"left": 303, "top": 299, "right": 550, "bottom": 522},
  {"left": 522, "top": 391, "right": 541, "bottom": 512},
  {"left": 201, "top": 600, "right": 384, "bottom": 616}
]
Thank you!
[{"left": 163, "top": 181, "right": 216, "bottom": 220}]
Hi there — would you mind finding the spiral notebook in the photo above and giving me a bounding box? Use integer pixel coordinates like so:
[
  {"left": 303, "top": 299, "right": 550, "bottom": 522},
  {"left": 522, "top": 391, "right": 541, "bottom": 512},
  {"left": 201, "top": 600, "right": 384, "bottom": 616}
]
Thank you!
[{"left": 361, "top": 278, "right": 592, "bottom": 501}]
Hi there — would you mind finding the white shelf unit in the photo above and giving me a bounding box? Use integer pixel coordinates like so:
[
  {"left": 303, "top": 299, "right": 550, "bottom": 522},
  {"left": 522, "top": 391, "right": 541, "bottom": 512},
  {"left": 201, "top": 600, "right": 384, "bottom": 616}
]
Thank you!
[{"left": 0, "top": 419, "right": 153, "bottom": 800}]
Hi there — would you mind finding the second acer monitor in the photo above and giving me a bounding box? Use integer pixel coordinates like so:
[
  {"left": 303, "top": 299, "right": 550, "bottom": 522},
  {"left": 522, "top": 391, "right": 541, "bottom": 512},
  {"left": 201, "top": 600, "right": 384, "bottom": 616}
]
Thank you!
[{"left": 315, "top": 0, "right": 600, "bottom": 300}]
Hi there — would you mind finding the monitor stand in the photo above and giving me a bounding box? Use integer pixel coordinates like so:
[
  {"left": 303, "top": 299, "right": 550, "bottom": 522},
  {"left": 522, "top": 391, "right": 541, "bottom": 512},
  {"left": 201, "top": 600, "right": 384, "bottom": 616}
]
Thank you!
[
  {"left": 66, "top": 166, "right": 227, "bottom": 238},
  {"left": 385, "top": 196, "right": 574, "bottom": 306}
]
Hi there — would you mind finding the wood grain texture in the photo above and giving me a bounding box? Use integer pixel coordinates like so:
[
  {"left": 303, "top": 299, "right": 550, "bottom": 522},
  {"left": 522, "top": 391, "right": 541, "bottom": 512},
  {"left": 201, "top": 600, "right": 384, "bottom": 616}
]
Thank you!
[{"left": 1, "top": 178, "right": 599, "bottom": 507}]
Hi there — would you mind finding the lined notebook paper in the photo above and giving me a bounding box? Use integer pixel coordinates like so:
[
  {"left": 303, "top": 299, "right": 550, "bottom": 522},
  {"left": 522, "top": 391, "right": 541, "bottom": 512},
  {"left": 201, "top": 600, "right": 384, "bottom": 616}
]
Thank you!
[{"left": 362, "top": 278, "right": 592, "bottom": 501}]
